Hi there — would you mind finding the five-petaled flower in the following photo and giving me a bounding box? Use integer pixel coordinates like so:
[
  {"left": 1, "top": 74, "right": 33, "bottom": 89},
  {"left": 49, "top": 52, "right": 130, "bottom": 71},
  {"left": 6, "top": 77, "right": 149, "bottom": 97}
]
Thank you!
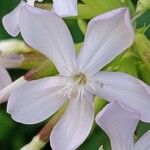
[
  {"left": 96, "top": 101, "right": 150, "bottom": 150},
  {"left": 6, "top": 5, "right": 150, "bottom": 150},
  {"left": 2, "top": 0, "right": 77, "bottom": 36}
]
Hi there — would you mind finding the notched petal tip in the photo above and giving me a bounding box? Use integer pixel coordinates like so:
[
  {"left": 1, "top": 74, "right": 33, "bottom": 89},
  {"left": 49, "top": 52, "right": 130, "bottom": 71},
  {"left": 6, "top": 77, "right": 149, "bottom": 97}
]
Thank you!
[
  {"left": 2, "top": 1, "right": 25, "bottom": 37},
  {"left": 2, "top": 15, "right": 20, "bottom": 37},
  {"left": 92, "top": 7, "right": 134, "bottom": 40}
]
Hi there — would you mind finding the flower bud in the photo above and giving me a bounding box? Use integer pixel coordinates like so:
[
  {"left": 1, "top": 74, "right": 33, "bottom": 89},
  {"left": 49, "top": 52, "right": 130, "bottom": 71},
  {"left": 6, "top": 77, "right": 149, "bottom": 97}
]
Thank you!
[
  {"left": 139, "top": 63, "right": 150, "bottom": 85},
  {"left": 77, "top": 19, "right": 87, "bottom": 35},
  {"left": 78, "top": 0, "right": 134, "bottom": 19},
  {"left": 0, "top": 39, "right": 31, "bottom": 55},
  {"left": 136, "top": 0, "right": 150, "bottom": 13},
  {"left": 135, "top": 33, "right": 150, "bottom": 71},
  {"left": 20, "top": 135, "right": 46, "bottom": 150},
  {"left": 117, "top": 53, "right": 138, "bottom": 77}
]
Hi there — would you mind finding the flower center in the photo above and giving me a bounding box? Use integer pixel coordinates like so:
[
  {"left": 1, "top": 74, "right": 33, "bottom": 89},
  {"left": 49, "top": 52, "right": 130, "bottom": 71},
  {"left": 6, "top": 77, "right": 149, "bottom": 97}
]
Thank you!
[{"left": 74, "top": 72, "right": 87, "bottom": 85}]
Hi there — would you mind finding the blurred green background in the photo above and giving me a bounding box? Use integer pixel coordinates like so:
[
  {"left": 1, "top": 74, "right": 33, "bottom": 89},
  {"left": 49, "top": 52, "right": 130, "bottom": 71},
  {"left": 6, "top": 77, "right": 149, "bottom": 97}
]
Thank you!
[{"left": 1, "top": 0, "right": 150, "bottom": 150}]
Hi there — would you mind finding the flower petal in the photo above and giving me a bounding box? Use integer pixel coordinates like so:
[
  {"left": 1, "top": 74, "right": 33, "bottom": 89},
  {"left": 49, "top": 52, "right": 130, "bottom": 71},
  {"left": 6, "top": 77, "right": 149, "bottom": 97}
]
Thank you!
[
  {"left": 0, "top": 65, "right": 12, "bottom": 91},
  {"left": 20, "top": 5, "right": 77, "bottom": 76},
  {"left": 52, "top": 0, "right": 78, "bottom": 17},
  {"left": 7, "top": 76, "right": 68, "bottom": 124},
  {"left": 77, "top": 7, "right": 134, "bottom": 76},
  {"left": 2, "top": 1, "right": 25, "bottom": 37},
  {"left": 0, "top": 77, "right": 26, "bottom": 104},
  {"left": 50, "top": 91, "right": 94, "bottom": 150},
  {"left": 96, "top": 101, "right": 139, "bottom": 150},
  {"left": 90, "top": 72, "right": 150, "bottom": 122},
  {"left": 134, "top": 130, "right": 150, "bottom": 150}
]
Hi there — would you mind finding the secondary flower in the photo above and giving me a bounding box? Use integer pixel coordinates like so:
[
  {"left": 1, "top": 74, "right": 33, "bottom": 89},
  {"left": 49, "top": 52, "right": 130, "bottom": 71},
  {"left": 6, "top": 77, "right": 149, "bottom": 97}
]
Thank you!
[
  {"left": 2, "top": 0, "right": 77, "bottom": 36},
  {"left": 2, "top": 0, "right": 42, "bottom": 37},
  {"left": 6, "top": 5, "right": 150, "bottom": 150},
  {"left": 96, "top": 101, "right": 150, "bottom": 150}
]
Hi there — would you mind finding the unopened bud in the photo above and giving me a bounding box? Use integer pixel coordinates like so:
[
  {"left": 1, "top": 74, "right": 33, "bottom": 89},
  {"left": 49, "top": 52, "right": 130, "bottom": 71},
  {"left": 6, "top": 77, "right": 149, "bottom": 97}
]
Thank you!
[
  {"left": 139, "top": 64, "right": 150, "bottom": 85},
  {"left": 77, "top": 19, "right": 87, "bottom": 35},
  {"left": 135, "top": 33, "right": 150, "bottom": 71},
  {"left": 0, "top": 39, "right": 31, "bottom": 55},
  {"left": 117, "top": 53, "right": 138, "bottom": 77},
  {"left": 0, "top": 54, "right": 24, "bottom": 69},
  {"left": 20, "top": 135, "right": 46, "bottom": 150},
  {"left": 136, "top": 0, "right": 150, "bottom": 13}
]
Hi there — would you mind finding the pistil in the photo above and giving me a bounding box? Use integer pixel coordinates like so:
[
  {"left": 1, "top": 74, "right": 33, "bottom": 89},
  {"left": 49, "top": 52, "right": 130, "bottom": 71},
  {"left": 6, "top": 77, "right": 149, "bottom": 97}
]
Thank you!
[{"left": 74, "top": 73, "right": 87, "bottom": 85}]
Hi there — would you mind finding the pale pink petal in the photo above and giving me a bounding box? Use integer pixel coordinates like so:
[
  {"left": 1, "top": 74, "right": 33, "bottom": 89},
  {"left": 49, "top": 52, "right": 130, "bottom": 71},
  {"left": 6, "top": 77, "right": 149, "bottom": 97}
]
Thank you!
[
  {"left": 90, "top": 72, "right": 150, "bottom": 122},
  {"left": 77, "top": 7, "right": 134, "bottom": 76},
  {"left": 134, "top": 130, "right": 150, "bottom": 150},
  {"left": 50, "top": 91, "right": 94, "bottom": 150},
  {"left": 0, "top": 65, "right": 12, "bottom": 91},
  {"left": 96, "top": 101, "right": 139, "bottom": 150},
  {"left": 52, "top": 0, "right": 78, "bottom": 17},
  {"left": 7, "top": 76, "right": 68, "bottom": 124},
  {"left": 2, "top": 1, "right": 25, "bottom": 37},
  {"left": 20, "top": 5, "right": 77, "bottom": 76},
  {"left": 0, "top": 77, "right": 26, "bottom": 104}
]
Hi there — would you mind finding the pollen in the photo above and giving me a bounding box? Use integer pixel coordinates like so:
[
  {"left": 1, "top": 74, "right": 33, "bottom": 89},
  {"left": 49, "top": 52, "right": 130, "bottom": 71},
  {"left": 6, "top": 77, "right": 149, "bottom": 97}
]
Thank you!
[{"left": 74, "top": 73, "right": 87, "bottom": 85}]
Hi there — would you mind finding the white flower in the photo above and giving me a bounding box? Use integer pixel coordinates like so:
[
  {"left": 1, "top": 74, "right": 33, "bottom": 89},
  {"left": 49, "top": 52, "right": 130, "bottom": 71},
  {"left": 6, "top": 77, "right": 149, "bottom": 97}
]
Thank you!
[
  {"left": 2, "top": 0, "right": 77, "bottom": 36},
  {"left": 3, "top": 0, "right": 36, "bottom": 37},
  {"left": 4, "top": 5, "right": 150, "bottom": 150},
  {"left": 96, "top": 101, "right": 150, "bottom": 150}
]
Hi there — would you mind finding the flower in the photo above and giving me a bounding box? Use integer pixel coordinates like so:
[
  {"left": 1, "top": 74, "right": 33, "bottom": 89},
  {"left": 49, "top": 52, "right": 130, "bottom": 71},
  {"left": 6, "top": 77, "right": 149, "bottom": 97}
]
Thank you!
[
  {"left": 5, "top": 5, "right": 150, "bottom": 150},
  {"left": 96, "top": 101, "right": 150, "bottom": 150},
  {"left": 2, "top": 0, "right": 77, "bottom": 36},
  {"left": 2, "top": 0, "right": 41, "bottom": 36},
  {"left": 0, "top": 65, "right": 12, "bottom": 103}
]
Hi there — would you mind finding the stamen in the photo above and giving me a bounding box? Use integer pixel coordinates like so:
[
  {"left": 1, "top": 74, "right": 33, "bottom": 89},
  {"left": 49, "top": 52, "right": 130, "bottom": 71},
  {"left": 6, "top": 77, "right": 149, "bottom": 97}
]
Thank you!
[{"left": 56, "top": 81, "right": 76, "bottom": 99}]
